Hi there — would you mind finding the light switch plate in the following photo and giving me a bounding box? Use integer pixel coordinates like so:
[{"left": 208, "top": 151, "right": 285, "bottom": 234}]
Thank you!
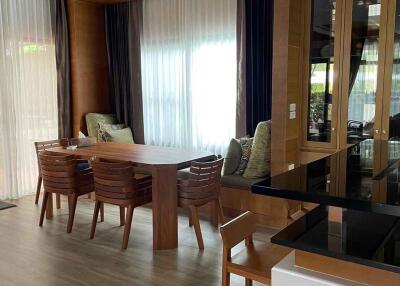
[
  {"left": 289, "top": 103, "right": 296, "bottom": 112},
  {"left": 288, "top": 163, "right": 295, "bottom": 170},
  {"left": 289, "top": 111, "right": 296, "bottom": 119}
]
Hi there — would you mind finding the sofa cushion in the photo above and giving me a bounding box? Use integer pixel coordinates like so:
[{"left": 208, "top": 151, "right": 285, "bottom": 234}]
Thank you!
[
  {"left": 106, "top": 127, "right": 135, "bottom": 144},
  {"left": 235, "top": 137, "right": 253, "bottom": 175},
  {"left": 98, "top": 123, "right": 125, "bottom": 142},
  {"left": 243, "top": 121, "right": 271, "bottom": 179},
  {"left": 221, "top": 174, "right": 267, "bottom": 189},
  {"left": 223, "top": 138, "right": 242, "bottom": 175},
  {"left": 85, "top": 113, "right": 117, "bottom": 139}
]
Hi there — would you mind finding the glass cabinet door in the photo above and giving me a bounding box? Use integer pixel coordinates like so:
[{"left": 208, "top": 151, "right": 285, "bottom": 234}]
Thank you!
[
  {"left": 343, "top": 0, "right": 386, "bottom": 146},
  {"left": 305, "top": 0, "right": 342, "bottom": 148},
  {"left": 384, "top": 0, "right": 400, "bottom": 141}
]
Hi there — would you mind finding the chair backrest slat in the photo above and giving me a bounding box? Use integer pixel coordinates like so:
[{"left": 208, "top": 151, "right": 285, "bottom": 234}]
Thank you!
[
  {"left": 181, "top": 157, "right": 224, "bottom": 190},
  {"left": 39, "top": 151, "right": 78, "bottom": 194},
  {"left": 220, "top": 212, "right": 257, "bottom": 249},
  {"left": 91, "top": 158, "right": 138, "bottom": 199},
  {"left": 34, "top": 139, "right": 68, "bottom": 171}
]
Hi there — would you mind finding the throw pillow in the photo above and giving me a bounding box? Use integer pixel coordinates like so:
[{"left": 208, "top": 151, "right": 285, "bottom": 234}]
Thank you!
[
  {"left": 106, "top": 127, "right": 135, "bottom": 144},
  {"left": 85, "top": 113, "right": 117, "bottom": 138},
  {"left": 223, "top": 139, "right": 242, "bottom": 175},
  {"left": 235, "top": 137, "right": 253, "bottom": 175},
  {"left": 98, "top": 123, "right": 125, "bottom": 142},
  {"left": 243, "top": 121, "right": 271, "bottom": 178}
]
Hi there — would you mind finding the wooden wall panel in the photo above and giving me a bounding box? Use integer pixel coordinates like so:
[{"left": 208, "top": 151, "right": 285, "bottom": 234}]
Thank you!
[
  {"left": 67, "top": 0, "right": 111, "bottom": 136},
  {"left": 271, "top": 0, "right": 306, "bottom": 175}
]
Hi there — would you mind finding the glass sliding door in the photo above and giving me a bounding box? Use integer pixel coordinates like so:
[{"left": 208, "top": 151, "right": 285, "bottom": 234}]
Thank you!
[
  {"left": 346, "top": 0, "right": 382, "bottom": 145},
  {"left": 306, "top": 0, "right": 339, "bottom": 146}
]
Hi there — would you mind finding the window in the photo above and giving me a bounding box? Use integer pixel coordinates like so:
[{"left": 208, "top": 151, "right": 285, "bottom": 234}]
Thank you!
[{"left": 141, "top": 0, "right": 237, "bottom": 155}]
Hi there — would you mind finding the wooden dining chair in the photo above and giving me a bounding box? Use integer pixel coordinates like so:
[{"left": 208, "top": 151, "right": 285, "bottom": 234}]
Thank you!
[
  {"left": 220, "top": 212, "right": 292, "bottom": 286},
  {"left": 178, "top": 157, "right": 225, "bottom": 250},
  {"left": 34, "top": 139, "right": 68, "bottom": 206},
  {"left": 39, "top": 151, "right": 95, "bottom": 233},
  {"left": 89, "top": 158, "right": 152, "bottom": 250}
]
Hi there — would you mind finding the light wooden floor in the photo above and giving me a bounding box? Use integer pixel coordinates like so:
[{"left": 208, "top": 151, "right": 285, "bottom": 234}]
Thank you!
[{"left": 0, "top": 195, "right": 278, "bottom": 286}]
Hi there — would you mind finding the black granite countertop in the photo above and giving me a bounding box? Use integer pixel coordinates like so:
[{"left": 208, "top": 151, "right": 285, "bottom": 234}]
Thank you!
[
  {"left": 252, "top": 140, "right": 400, "bottom": 217},
  {"left": 272, "top": 205, "right": 400, "bottom": 273}
]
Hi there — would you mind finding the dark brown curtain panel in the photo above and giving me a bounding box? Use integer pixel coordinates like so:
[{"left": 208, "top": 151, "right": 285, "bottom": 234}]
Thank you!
[
  {"left": 50, "top": 0, "right": 72, "bottom": 139},
  {"left": 105, "top": 1, "right": 145, "bottom": 144},
  {"left": 245, "top": 0, "right": 274, "bottom": 136}
]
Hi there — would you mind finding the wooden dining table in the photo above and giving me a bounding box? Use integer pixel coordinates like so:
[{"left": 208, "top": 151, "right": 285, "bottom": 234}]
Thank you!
[{"left": 46, "top": 142, "right": 214, "bottom": 250}]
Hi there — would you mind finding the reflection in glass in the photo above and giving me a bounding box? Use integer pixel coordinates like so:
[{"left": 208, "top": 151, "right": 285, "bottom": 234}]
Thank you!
[
  {"left": 307, "top": 0, "right": 336, "bottom": 143},
  {"left": 389, "top": 1, "right": 400, "bottom": 140},
  {"left": 347, "top": 1, "right": 381, "bottom": 144}
]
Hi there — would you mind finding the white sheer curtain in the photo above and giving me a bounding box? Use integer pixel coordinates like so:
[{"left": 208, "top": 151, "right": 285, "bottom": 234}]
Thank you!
[
  {"left": 0, "top": 0, "right": 57, "bottom": 199},
  {"left": 141, "top": 0, "right": 237, "bottom": 155}
]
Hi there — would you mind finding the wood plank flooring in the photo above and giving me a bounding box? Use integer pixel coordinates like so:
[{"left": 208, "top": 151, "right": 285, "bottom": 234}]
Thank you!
[{"left": 0, "top": 195, "right": 278, "bottom": 286}]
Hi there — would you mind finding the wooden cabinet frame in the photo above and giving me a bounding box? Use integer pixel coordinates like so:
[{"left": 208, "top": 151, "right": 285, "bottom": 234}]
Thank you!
[
  {"left": 301, "top": 0, "right": 395, "bottom": 151},
  {"left": 339, "top": 0, "right": 390, "bottom": 149},
  {"left": 301, "top": 0, "right": 345, "bottom": 151}
]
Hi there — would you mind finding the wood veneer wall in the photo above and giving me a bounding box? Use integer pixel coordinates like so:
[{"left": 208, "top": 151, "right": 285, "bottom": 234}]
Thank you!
[
  {"left": 67, "top": 0, "right": 111, "bottom": 137},
  {"left": 271, "top": 0, "right": 306, "bottom": 175}
]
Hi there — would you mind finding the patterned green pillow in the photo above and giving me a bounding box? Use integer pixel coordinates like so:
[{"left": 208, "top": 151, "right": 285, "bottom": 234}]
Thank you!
[
  {"left": 98, "top": 123, "right": 125, "bottom": 142},
  {"left": 243, "top": 121, "right": 271, "bottom": 178},
  {"left": 235, "top": 137, "right": 253, "bottom": 175},
  {"left": 85, "top": 113, "right": 117, "bottom": 139},
  {"left": 106, "top": 127, "right": 135, "bottom": 144}
]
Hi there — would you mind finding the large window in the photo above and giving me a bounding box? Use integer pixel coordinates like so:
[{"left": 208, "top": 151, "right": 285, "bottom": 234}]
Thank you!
[
  {"left": 0, "top": 0, "right": 57, "bottom": 199},
  {"left": 141, "top": 0, "right": 237, "bottom": 155}
]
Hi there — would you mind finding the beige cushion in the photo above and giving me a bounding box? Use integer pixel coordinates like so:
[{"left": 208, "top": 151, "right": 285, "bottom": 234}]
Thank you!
[
  {"left": 221, "top": 174, "right": 267, "bottom": 189},
  {"left": 243, "top": 121, "right": 271, "bottom": 179},
  {"left": 106, "top": 128, "right": 135, "bottom": 144}
]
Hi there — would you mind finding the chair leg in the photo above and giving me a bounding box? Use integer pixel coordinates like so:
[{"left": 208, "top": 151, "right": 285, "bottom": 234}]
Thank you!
[
  {"left": 67, "top": 194, "right": 78, "bottom": 233},
  {"left": 120, "top": 206, "right": 126, "bottom": 226},
  {"left": 100, "top": 203, "right": 104, "bottom": 222},
  {"left": 35, "top": 176, "right": 42, "bottom": 205},
  {"left": 190, "top": 205, "right": 204, "bottom": 250},
  {"left": 39, "top": 191, "right": 49, "bottom": 226},
  {"left": 216, "top": 197, "right": 225, "bottom": 225},
  {"left": 90, "top": 200, "right": 101, "bottom": 239},
  {"left": 56, "top": 194, "right": 61, "bottom": 209},
  {"left": 188, "top": 209, "right": 193, "bottom": 227},
  {"left": 122, "top": 204, "right": 134, "bottom": 250},
  {"left": 245, "top": 278, "right": 252, "bottom": 286}
]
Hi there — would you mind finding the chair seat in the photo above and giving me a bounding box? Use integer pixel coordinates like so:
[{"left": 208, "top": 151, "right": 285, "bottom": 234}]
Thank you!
[{"left": 228, "top": 243, "right": 291, "bottom": 284}]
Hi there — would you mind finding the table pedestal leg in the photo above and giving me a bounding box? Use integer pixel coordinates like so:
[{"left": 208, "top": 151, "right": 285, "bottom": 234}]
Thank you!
[
  {"left": 152, "top": 165, "right": 178, "bottom": 250},
  {"left": 328, "top": 206, "right": 346, "bottom": 253}
]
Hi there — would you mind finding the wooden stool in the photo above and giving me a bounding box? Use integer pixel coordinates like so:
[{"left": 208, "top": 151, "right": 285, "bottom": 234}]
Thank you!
[
  {"left": 39, "top": 151, "right": 95, "bottom": 233},
  {"left": 89, "top": 159, "right": 152, "bottom": 250},
  {"left": 220, "top": 212, "right": 292, "bottom": 286},
  {"left": 34, "top": 139, "right": 68, "bottom": 207},
  {"left": 178, "top": 157, "right": 225, "bottom": 250}
]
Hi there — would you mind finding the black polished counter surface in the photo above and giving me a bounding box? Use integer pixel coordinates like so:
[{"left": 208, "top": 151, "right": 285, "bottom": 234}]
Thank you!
[
  {"left": 252, "top": 140, "right": 400, "bottom": 217},
  {"left": 272, "top": 205, "right": 400, "bottom": 273}
]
